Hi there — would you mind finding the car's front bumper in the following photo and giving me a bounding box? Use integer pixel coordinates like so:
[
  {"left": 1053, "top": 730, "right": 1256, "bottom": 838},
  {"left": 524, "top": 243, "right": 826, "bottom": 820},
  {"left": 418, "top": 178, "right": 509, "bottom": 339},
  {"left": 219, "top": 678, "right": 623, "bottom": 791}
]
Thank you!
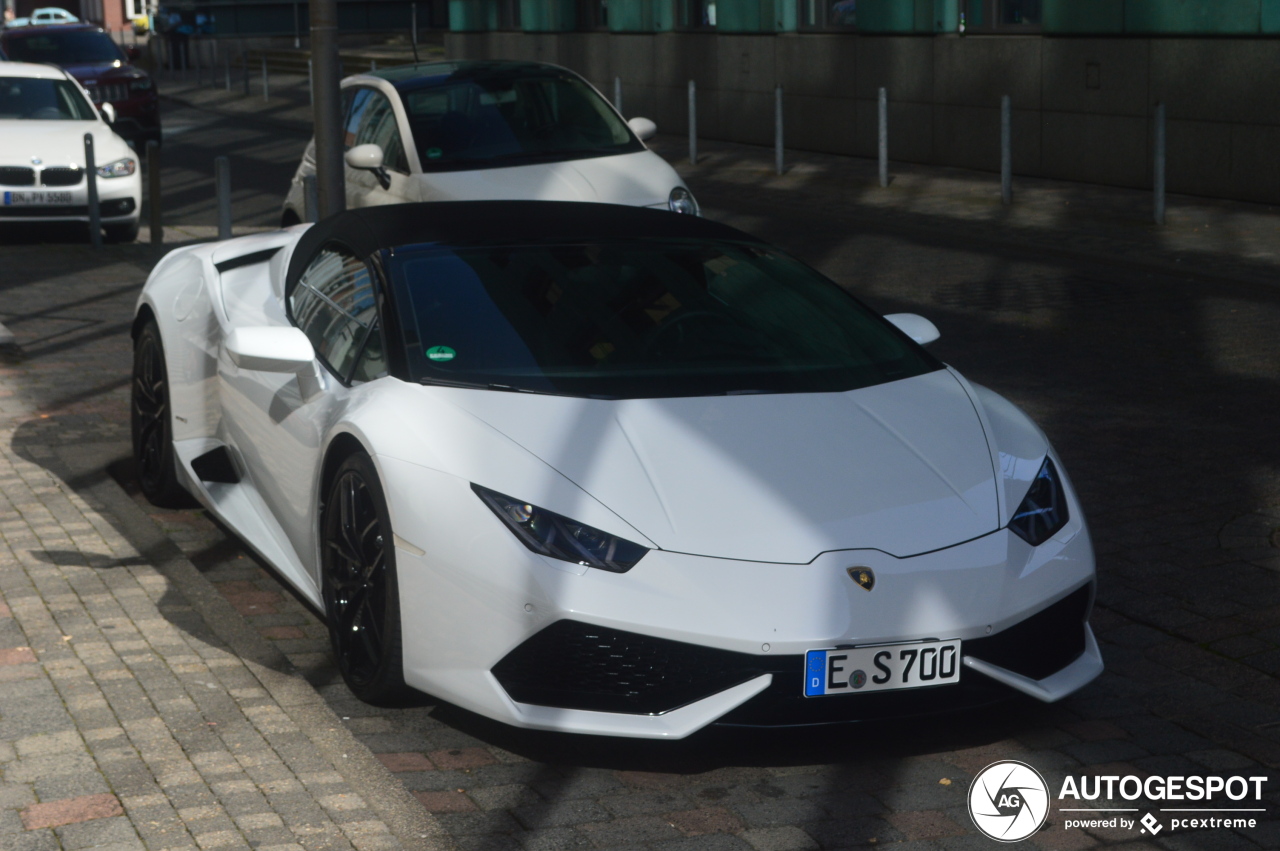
[
  {"left": 381, "top": 456, "right": 1100, "bottom": 739},
  {"left": 0, "top": 173, "right": 142, "bottom": 224}
]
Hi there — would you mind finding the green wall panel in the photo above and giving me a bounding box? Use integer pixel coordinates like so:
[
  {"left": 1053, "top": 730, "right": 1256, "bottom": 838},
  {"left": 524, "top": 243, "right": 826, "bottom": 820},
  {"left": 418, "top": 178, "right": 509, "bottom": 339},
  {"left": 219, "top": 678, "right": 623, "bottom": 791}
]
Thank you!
[
  {"left": 1043, "top": 0, "right": 1124, "bottom": 33},
  {"left": 607, "top": 0, "right": 671, "bottom": 30},
  {"left": 521, "top": 0, "right": 575, "bottom": 30},
  {"left": 1124, "top": 0, "right": 1260, "bottom": 33},
  {"left": 450, "top": 0, "right": 496, "bottom": 30},
  {"left": 1261, "top": 0, "right": 1280, "bottom": 30},
  {"left": 858, "top": 0, "right": 915, "bottom": 31},
  {"left": 861, "top": 0, "right": 953, "bottom": 32},
  {"left": 717, "top": 0, "right": 796, "bottom": 31}
]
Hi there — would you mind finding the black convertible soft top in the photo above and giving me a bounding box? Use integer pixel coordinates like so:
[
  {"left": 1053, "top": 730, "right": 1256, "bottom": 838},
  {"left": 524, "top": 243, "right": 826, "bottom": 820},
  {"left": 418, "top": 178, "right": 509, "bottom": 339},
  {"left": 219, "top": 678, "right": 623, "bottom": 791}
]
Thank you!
[{"left": 285, "top": 201, "right": 761, "bottom": 296}]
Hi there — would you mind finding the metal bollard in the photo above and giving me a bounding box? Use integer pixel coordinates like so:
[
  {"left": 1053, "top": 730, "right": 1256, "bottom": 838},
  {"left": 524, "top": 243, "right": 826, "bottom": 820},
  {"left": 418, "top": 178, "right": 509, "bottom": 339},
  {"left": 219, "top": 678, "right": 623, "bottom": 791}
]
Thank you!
[
  {"left": 688, "top": 80, "right": 697, "bottom": 165},
  {"left": 1154, "top": 102, "right": 1166, "bottom": 226},
  {"left": 195, "top": 38, "right": 202, "bottom": 86},
  {"left": 371, "top": 58, "right": 378, "bottom": 71},
  {"left": 303, "top": 174, "right": 319, "bottom": 223},
  {"left": 613, "top": 76, "right": 622, "bottom": 114},
  {"left": 878, "top": 87, "right": 888, "bottom": 188},
  {"left": 225, "top": 52, "right": 231, "bottom": 91},
  {"left": 1000, "top": 94, "right": 1012, "bottom": 206},
  {"left": 215, "top": 156, "right": 232, "bottom": 240},
  {"left": 147, "top": 140, "right": 162, "bottom": 245},
  {"left": 262, "top": 56, "right": 269, "bottom": 102},
  {"left": 308, "top": 59, "right": 313, "bottom": 106},
  {"left": 84, "top": 133, "right": 101, "bottom": 248},
  {"left": 242, "top": 50, "right": 250, "bottom": 96},
  {"left": 774, "top": 85, "right": 784, "bottom": 176}
]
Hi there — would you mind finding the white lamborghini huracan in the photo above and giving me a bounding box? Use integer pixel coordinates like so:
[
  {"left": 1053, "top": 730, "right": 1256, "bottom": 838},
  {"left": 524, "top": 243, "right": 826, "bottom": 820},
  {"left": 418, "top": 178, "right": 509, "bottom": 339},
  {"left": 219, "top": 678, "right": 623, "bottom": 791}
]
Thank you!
[{"left": 132, "top": 201, "right": 1102, "bottom": 738}]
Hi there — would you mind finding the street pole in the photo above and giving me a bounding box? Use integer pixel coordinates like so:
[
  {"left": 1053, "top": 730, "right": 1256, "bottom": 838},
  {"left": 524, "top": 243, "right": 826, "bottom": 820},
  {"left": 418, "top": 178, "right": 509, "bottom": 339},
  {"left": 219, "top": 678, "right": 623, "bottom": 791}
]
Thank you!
[
  {"left": 311, "top": 0, "right": 344, "bottom": 218},
  {"left": 84, "top": 133, "right": 101, "bottom": 248},
  {"left": 1000, "top": 94, "right": 1012, "bottom": 205}
]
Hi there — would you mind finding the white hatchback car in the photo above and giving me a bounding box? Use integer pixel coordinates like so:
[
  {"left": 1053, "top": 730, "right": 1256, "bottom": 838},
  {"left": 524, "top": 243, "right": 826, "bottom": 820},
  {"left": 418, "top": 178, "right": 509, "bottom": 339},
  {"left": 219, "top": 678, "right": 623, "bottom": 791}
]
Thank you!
[
  {"left": 282, "top": 60, "right": 697, "bottom": 225},
  {"left": 7, "top": 7, "right": 80, "bottom": 27},
  {"left": 0, "top": 62, "right": 141, "bottom": 241}
]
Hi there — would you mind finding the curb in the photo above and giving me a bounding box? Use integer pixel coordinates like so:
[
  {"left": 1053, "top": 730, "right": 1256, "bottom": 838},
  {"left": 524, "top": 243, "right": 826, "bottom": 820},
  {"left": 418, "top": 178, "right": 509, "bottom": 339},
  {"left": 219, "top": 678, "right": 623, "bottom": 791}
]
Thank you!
[{"left": 49, "top": 441, "right": 455, "bottom": 851}]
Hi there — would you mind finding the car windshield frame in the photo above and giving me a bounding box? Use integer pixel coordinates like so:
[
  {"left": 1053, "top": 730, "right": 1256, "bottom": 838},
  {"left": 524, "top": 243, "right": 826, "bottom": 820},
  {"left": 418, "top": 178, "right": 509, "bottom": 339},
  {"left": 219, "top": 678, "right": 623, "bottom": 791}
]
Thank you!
[
  {"left": 387, "top": 238, "right": 943, "bottom": 400},
  {"left": 392, "top": 68, "right": 645, "bottom": 173},
  {"left": 2, "top": 29, "right": 125, "bottom": 66},
  {"left": 0, "top": 76, "right": 97, "bottom": 120}
]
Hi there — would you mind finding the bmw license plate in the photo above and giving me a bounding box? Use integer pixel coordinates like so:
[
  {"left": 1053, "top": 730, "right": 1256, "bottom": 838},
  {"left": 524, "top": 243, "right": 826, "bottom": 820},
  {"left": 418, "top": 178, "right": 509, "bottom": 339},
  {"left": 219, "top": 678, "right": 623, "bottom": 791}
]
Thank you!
[
  {"left": 803, "top": 639, "right": 961, "bottom": 696},
  {"left": 4, "top": 191, "right": 73, "bottom": 206}
]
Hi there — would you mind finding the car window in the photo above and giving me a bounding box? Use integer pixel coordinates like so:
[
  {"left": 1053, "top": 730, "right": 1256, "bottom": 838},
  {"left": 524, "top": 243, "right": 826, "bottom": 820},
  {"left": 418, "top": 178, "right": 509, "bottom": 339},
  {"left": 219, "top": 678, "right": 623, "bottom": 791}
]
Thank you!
[
  {"left": 0, "top": 77, "right": 96, "bottom": 120},
  {"left": 2, "top": 30, "right": 124, "bottom": 65},
  {"left": 342, "top": 87, "right": 374, "bottom": 151},
  {"left": 290, "top": 247, "right": 380, "bottom": 381},
  {"left": 353, "top": 89, "right": 409, "bottom": 174},
  {"left": 390, "top": 239, "right": 941, "bottom": 399},
  {"left": 398, "top": 70, "right": 642, "bottom": 172},
  {"left": 349, "top": 322, "right": 387, "bottom": 384}
]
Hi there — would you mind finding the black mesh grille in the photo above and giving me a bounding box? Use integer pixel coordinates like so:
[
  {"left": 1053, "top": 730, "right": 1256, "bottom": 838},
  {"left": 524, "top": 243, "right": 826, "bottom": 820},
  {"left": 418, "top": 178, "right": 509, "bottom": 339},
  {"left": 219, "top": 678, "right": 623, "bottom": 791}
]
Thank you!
[
  {"left": 492, "top": 621, "right": 765, "bottom": 715},
  {"left": 962, "top": 584, "right": 1091, "bottom": 680},
  {"left": 0, "top": 206, "right": 87, "bottom": 218},
  {"left": 0, "top": 167, "right": 35, "bottom": 186},
  {"left": 41, "top": 167, "right": 82, "bottom": 187}
]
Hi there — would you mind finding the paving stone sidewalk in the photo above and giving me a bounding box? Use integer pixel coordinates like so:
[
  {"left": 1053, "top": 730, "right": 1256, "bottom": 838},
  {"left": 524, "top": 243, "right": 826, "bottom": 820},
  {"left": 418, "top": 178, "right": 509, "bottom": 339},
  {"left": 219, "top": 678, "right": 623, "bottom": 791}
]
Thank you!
[{"left": 0, "top": 246, "right": 444, "bottom": 851}]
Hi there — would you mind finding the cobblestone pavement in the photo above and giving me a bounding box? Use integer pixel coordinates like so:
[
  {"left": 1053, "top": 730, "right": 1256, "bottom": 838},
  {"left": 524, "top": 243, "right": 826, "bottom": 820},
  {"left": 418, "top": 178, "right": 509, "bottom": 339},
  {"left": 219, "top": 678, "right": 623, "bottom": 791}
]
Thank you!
[{"left": 2, "top": 85, "right": 1280, "bottom": 850}]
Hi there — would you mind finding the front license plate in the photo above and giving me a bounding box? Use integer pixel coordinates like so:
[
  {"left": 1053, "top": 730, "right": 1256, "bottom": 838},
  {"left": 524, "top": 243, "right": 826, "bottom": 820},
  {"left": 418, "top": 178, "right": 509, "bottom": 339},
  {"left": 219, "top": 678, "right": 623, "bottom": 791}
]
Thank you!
[
  {"left": 803, "top": 640, "right": 961, "bottom": 696},
  {"left": 3, "top": 191, "right": 73, "bottom": 206}
]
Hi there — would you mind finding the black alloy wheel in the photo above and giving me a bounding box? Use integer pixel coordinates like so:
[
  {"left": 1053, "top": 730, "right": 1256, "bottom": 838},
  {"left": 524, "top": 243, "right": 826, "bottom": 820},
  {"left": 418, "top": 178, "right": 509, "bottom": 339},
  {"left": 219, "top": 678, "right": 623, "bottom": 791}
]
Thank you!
[
  {"left": 322, "top": 451, "right": 407, "bottom": 704},
  {"left": 131, "top": 320, "right": 189, "bottom": 506}
]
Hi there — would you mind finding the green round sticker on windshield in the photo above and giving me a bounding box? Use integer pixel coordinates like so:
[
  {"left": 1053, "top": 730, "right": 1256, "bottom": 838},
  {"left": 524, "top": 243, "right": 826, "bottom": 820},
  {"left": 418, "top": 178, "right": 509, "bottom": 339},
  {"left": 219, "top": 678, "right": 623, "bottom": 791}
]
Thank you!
[
  {"left": 426, "top": 345, "right": 456, "bottom": 362},
  {"left": 427, "top": 147, "right": 443, "bottom": 159}
]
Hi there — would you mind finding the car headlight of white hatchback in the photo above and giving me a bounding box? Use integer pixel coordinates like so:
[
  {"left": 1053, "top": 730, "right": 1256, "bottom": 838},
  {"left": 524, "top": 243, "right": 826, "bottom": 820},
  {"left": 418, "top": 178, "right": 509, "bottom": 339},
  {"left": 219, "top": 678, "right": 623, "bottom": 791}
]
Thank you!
[
  {"left": 472, "top": 483, "right": 649, "bottom": 573},
  {"left": 97, "top": 158, "right": 137, "bottom": 178},
  {"left": 668, "top": 186, "right": 699, "bottom": 216},
  {"left": 1008, "top": 457, "right": 1069, "bottom": 546}
]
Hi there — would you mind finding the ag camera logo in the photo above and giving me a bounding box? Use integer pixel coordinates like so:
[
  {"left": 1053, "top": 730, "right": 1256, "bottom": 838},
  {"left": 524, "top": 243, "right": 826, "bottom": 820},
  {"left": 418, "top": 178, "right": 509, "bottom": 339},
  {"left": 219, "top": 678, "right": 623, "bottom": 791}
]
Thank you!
[{"left": 969, "top": 760, "right": 1050, "bottom": 842}]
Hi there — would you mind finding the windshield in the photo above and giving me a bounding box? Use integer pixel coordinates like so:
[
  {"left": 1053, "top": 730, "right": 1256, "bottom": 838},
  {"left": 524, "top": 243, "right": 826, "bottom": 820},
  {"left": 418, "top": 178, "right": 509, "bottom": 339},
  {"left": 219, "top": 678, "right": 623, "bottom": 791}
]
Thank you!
[
  {"left": 397, "top": 70, "right": 643, "bottom": 171},
  {"left": 3, "top": 31, "right": 124, "bottom": 65},
  {"left": 390, "top": 240, "right": 940, "bottom": 399},
  {"left": 0, "top": 77, "right": 96, "bottom": 120}
]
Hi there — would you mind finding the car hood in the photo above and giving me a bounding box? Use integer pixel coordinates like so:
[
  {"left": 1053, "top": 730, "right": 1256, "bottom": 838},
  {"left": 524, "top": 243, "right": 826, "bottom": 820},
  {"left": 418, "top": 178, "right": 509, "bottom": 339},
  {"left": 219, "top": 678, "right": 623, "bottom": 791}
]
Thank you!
[
  {"left": 441, "top": 369, "right": 1001, "bottom": 563},
  {"left": 0, "top": 121, "right": 128, "bottom": 168},
  {"left": 415, "top": 149, "right": 681, "bottom": 208}
]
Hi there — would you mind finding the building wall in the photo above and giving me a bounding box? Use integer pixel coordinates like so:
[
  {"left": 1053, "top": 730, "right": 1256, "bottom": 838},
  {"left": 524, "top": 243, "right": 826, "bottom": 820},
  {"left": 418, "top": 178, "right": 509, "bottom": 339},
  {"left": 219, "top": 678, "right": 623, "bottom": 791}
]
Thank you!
[{"left": 446, "top": 30, "right": 1280, "bottom": 204}]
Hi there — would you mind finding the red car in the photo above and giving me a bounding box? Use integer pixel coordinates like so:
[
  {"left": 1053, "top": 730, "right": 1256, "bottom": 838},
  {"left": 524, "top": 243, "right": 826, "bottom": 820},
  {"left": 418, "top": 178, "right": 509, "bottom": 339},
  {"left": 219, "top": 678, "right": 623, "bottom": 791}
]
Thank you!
[{"left": 0, "top": 24, "right": 160, "bottom": 147}]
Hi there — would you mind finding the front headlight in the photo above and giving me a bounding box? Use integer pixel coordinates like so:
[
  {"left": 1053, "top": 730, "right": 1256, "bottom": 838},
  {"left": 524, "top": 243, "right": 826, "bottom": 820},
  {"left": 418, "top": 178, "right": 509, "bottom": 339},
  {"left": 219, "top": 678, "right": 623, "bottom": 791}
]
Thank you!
[
  {"left": 1008, "top": 457, "right": 1069, "bottom": 546},
  {"left": 668, "top": 186, "right": 699, "bottom": 216},
  {"left": 471, "top": 483, "right": 649, "bottom": 573},
  {"left": 97, "top": 158, "right": 137, "bottom": 178}
]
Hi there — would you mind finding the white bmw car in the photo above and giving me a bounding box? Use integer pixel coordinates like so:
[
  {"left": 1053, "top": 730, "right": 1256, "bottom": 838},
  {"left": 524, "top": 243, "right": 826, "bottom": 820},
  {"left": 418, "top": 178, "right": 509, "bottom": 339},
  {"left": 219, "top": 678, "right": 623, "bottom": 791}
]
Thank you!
[
  {"left": 133, "top": 202, "right": 1101, "bottom": 738},
  {"left": 0, "top": 61, "right": 141, "bottom": 241},
  {"left": 281, "top": 61, "right": 698, "bottom": 226}
]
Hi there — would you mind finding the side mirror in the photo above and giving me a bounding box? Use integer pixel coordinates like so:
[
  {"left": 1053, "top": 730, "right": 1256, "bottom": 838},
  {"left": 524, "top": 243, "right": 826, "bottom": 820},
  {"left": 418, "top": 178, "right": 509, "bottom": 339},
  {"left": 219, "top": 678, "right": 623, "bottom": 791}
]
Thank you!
[
  {"left": 884, "top": 313, "right": 940, "bottom": 346},
  {"left": 100, "top": 102, "right": 116, "bottom": 123},
  {"left": 124, "top": 45, "right": 142, "bottom": 62},
  {"left": 225, "top": 327, "right": 315, "bottom": 372},
  {"left": 344, "top": 143, "right": 384, "bottom": 171},
  {"left": 627, "top": 117, "right": 657, "bottom": 142}
]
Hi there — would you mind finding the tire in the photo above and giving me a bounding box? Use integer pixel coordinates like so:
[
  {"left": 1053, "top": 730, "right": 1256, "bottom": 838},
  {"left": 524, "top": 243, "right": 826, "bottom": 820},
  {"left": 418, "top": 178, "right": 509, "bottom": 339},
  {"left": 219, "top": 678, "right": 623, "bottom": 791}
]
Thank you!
[
  {"left": 321, "top": 451, "right": 408, "bottom": 704},
  {"left": 131, "top": 320, "right": 190, "bottom": 506},
  {"left": 105, "top": 220, "right": 140, "bottom": 243}
]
